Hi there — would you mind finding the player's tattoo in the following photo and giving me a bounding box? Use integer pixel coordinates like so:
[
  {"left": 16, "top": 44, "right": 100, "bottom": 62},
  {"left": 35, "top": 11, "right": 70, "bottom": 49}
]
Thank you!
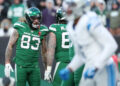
[
  {"left": 41, "top": 36, "right": 47, "bottom": 69},
  {"left": 5, "top": 29, "right": 19, "bottom": 63},
  {"left": 46, "top": 32, "right": 56, "bottom": 66}
]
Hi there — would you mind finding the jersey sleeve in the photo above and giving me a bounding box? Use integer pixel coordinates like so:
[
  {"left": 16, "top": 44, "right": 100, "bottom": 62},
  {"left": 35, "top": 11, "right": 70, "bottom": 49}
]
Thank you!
[
  {"left": 40, "top": 25, "right": 49, "bottom": 40},
  {"left": 87, "top": 14, "right": 118, "bottom": 69},
  {"left": 13, "top": 22, "right": 24, "bottom": 34},
  {"left": 67, "top": 44, "right": 85, "bottom": 72},
  {"left": 49, "top": 24, "right": 57, "bottom": 33}
]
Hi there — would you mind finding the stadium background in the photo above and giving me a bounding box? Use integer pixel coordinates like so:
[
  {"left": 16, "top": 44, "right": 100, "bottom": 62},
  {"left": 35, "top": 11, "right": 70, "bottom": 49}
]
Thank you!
[{"left": 0, "top": 0, "right": 120, "bottom": 86}]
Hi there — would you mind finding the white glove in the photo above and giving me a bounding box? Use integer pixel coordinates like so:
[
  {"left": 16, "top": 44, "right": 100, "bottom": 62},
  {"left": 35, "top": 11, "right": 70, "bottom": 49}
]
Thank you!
[
  {"left": 44, "top": 66, "right": 52, "bottom": 81},
  {"left": 4, "top": 63, "right": 13, "bottom": 77}
]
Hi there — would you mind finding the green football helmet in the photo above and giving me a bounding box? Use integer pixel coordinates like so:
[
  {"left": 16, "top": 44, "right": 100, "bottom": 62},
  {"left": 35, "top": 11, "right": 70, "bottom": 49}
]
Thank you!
[
  {"left": 25, "top": 7, "right": 42, "bottom": 30},
  {"left": 56, "top": 8, "right": 67, "bottom": 24}
]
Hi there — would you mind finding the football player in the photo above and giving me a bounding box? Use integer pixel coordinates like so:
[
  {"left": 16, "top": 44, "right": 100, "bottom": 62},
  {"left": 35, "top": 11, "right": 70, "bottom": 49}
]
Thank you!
[
  {"left": 4, "top": 7, "right": 48, "bottom": 86},
  {"left": 44, "top": 8, "right": 72, "bottom": 86},
  {"left": 59, "top": 0, "right": 118, "bottom": 86}
]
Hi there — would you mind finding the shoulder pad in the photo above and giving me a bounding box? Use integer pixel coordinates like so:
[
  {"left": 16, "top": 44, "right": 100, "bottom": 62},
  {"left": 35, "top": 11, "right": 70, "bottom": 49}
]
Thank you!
[
  {"left": 13, "top": 22, "right": 25, "bottom": 29},
  {"left": 40, "top": 25, "right": 49, "bottom": 37},
  {"left": 87, "top": 12, "right": 102, "bottom": 31},
  {"left": 49, "top": 24, "right": 57, "bottom": 32},
  {"left": 40, "top": 25, "right": 49, "bottom": 32}
]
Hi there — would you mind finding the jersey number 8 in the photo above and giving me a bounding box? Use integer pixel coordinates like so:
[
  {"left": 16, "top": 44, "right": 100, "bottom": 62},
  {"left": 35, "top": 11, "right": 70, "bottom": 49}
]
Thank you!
[
  {"left": 21, "top": 35, "right": 40, "bottom": 50},
  {"left": 62, "top": 32, "right": 69, "bottom": 48}
]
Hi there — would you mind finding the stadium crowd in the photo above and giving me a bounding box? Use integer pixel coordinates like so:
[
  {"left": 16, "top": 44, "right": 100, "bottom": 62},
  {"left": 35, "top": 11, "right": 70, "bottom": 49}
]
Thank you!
[{"left": 0, "top": 0, "right": 120, "bottom": 36}]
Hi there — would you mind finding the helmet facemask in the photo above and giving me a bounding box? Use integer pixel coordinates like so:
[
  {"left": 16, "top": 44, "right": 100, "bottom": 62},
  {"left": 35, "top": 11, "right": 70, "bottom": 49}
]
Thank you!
[
  {"left": 25, "top": 7, "right": 42, "bottom": 30},
  {"left": 30, "top": 16, "right": 41, "bottom": 29}
]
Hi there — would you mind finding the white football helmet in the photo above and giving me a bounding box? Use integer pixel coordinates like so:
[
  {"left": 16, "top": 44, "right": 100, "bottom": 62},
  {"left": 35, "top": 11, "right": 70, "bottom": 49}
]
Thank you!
[{"left": 62, "top": 0, "right": 91, "bottom": 20}]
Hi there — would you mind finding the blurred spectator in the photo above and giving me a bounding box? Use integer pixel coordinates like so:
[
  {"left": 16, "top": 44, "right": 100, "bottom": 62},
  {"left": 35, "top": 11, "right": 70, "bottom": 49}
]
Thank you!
[
  {"left": 104, "top": 0, "right": 107, "bottom": 3},
  {"left": 107, "top": 1, "right": 120, "bottom": 36},
  {"left": 90, "top": 0, "right": 98, "bottom": 11},
  {"left": 27, "top": 0, "right": 46, "bottom": 11},
  {"left": 0, "top": 19, "right": 13, "bottom": 37},
  {"left": 0, "top": 0, "right": 10, "bottom": 22},
  {"left": 39, "top": 0, "right": 46, "bottom": 11},
  {"left": 95, "top": 0, "right": 107, "bottom": 27},
  {"left": 106, "top": 0, "right": 115, "bottom": 11},
  {"left": 54, "top": 0, "right": 62, "bottom": 10},
  {"left": 7, "top": 0, "right": 26, "bottom": 24},
  {"left": 42, "top": 0, "right": 56, "bottom": 27},
  {"left": 5, "top": 0, "right": 12, "bottom": 5},
  {"left": 117, "top": 0, "right": 120, "bottom": 9},
  {"left": 22, "top": 0, "right": 28, "bottom": 8}
]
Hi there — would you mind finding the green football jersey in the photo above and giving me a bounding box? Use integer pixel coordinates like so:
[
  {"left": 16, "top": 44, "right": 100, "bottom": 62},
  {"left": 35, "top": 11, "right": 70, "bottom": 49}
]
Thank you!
[
  {"left": 49, "top": 24, "right": 70, "bottom": 62},
  {"left": 7, "top": 4, "right": 26, "bottom": 24},
  {"left": 13, "top": 22, "right": 48, "bottom": 67}
]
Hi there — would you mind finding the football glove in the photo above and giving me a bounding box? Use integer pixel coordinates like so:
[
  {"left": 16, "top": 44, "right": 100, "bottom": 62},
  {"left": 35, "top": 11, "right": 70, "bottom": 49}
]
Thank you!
[
  {"left": 44, "top": 66, "right": 52, "bottom": 82},
  {"left": 59, "top": 68, "right": 71, "bottom": 80},
  {"left": 84, "top": 67, "right": 98, "bottom": 79},
  {"left": 4, "top": 63, "right": 13, "bottom": 77}
]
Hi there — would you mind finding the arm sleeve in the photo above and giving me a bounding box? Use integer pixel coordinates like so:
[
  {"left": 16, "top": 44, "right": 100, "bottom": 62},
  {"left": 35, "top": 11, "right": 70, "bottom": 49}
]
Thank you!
[
  {"left": 89, "top": 22, "right": 118, "bottom": 69},
  {"left": 49, "top": 25, "right": 56, "bottom": 33},
  {"left": 40, "top": 26, "right": 49, "bottom": 35},
  {"left": 67, "top": 43, "right": 85, "bottom": 72},
  {"left": 13, "top": 22, "right": 22, "bottom": 34},
  {"left": 13, "top": 22, "right": 25, "bottom": 34}
]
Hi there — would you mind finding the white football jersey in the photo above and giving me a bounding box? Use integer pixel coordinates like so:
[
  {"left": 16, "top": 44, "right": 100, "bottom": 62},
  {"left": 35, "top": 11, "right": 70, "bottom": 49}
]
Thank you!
[{"left": 67, "top": 11, "right": 118, "bottom": 71}]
